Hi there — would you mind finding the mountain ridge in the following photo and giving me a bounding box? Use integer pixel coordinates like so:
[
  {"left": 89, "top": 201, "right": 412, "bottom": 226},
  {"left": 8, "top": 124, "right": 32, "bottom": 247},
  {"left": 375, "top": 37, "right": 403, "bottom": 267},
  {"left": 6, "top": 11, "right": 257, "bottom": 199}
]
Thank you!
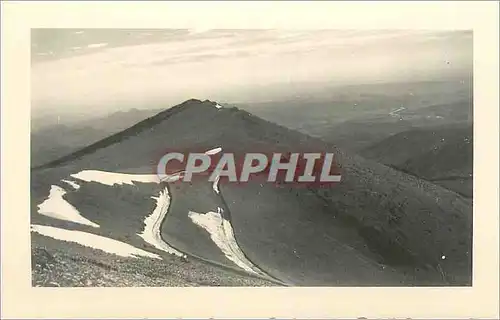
[
  {"left": 32, "top": 99, "right": 212, "bottom": 170},
  {"left": 31, "top": 98, "right": 472, "bottom": 286}
]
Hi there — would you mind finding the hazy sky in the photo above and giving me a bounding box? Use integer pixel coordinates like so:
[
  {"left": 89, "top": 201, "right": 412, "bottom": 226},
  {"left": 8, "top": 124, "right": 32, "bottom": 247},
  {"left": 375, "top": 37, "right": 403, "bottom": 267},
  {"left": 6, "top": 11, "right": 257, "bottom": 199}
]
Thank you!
[{"left": 31, "top": 29, "right": 472, "bottom": 116}]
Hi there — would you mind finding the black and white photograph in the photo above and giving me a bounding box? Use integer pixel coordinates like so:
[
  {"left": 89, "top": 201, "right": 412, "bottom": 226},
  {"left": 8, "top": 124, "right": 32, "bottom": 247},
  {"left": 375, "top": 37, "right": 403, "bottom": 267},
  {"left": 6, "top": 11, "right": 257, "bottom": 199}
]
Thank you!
[{"left": 30, "top": 28, "right": 473, "bottom": 287}]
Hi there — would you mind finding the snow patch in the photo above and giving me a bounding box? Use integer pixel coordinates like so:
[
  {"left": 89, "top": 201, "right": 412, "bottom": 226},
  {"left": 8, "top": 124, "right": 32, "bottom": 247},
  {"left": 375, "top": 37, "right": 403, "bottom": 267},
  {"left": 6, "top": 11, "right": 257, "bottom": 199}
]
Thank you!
[
  {"left": 71, "top": 170, "right": 160, "bottom": 186},
  {"left": 212, "top": 175, "right": 220, "bottom": 194},
  {"left": 215, "top": 103, "right": 223, "bottom": 109},
  {"left": 207, "top": 146, "right": 222, "bottom": 193},
  {"left": 188, "top": 210, "right": 261, "bottom": 275},
  {"left": 138, "top": 188, "right": 186, "bottom": 258},
  {"left": 205, "top": 147, "right": 222, "bottom": 155},
  {"left": 61, "top": 179, "right": 80, "bottom": 190},
  {"left": 37, "top": 185, "right": 99, "bottom": 228},
  {"left": 31, "top": 224, "right": 160, "bottom": 259}
]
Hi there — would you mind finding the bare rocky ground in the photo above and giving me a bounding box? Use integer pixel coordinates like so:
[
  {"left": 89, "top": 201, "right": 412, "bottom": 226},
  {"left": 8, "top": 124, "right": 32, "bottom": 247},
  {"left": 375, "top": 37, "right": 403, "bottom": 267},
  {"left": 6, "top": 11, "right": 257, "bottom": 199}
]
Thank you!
[{"left": 31, "top": 235, "right": 277, "bottom": 287}]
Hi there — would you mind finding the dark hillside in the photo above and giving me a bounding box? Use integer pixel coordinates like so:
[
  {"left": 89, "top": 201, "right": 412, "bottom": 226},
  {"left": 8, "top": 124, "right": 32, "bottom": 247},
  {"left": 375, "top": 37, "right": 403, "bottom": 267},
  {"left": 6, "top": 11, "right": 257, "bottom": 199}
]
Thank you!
[{"left": 361, "top": 124, "right": 473, "bottom": 197}]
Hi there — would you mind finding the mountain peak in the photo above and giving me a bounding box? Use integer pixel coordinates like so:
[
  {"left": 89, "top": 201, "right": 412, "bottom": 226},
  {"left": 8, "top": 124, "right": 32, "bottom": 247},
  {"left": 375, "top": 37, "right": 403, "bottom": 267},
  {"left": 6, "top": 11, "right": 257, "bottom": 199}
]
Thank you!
[
  {"left": 33, "top": 98, "right": 233, "bottom": 170},
  {"left": 180, "top": 98, "right": 203, "bottom": 105}
]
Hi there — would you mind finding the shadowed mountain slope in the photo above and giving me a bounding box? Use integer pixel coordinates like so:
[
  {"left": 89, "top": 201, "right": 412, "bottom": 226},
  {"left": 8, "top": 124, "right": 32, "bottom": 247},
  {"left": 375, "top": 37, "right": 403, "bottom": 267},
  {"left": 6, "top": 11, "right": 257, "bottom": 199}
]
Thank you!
[
  {"left": 360, "top": 124, "right": 473, "bottom": 197},
  {"left": 31, "top": 108, "right": 162, "bottom": 167},
  {"left": 31, "top": 99, "right": 472, "bottom": 286}
]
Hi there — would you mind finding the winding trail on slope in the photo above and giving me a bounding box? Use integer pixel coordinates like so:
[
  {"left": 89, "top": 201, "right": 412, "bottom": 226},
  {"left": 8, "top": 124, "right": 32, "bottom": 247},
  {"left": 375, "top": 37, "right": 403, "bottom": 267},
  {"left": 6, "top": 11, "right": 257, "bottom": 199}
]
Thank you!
[
  {"left": 207, "top": 172, "right": 288, "bottom": 285},
  {"left": 215, "top": 183, "right": 287, "bottom": 283},
  {"left": 69, "top": 172, "right": 286, "bottom": 284},
  {"left": 157, "top": 147, "right": 287, "bottom": 284},
  {"left": 161, "top": 183, "right": 288, "bottom": 285},
  {"left": 204, "top": 148, "right": 287, "bottom": 284},
  {"left": 68, "top": 168, "right": 284, "bottom": 284}
]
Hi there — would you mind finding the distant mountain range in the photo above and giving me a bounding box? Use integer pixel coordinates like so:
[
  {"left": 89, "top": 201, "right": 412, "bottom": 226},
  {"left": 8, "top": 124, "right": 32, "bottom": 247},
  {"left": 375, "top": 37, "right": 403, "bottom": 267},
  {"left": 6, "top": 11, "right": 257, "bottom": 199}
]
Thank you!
[{"left": 31, "top": 108, "right": 162, "bottom": 167}]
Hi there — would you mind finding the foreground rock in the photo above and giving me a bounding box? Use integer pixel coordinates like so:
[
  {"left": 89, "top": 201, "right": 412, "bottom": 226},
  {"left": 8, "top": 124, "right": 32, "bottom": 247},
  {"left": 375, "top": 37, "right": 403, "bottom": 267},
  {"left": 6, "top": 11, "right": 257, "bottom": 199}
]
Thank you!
[{"left": 32, "top": 236, "right": 277, "bottom": 287}]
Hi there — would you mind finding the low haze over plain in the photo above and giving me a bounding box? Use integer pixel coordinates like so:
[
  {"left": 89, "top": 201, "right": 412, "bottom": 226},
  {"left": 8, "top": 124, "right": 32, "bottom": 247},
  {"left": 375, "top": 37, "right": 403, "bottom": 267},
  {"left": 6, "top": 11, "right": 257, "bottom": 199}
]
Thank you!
[{"left": 31, "top": 29, "right": 472, "bottom": 117}]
